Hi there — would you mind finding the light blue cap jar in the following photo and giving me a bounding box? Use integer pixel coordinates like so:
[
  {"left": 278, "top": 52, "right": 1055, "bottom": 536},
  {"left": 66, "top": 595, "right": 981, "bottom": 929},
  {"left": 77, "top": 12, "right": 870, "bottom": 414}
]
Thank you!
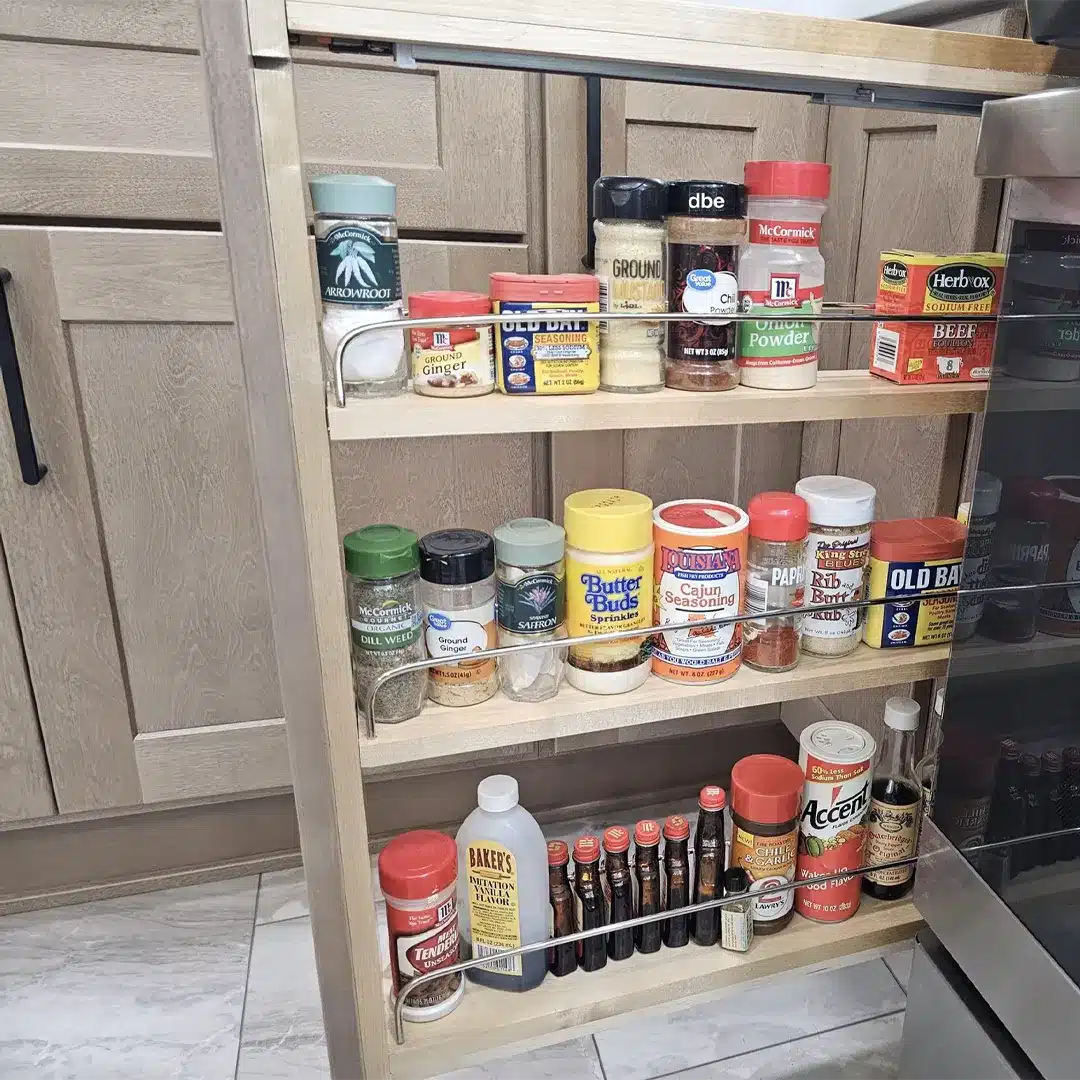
[{"left": 309, "top": 174, "right": 396, "bottom": 217}]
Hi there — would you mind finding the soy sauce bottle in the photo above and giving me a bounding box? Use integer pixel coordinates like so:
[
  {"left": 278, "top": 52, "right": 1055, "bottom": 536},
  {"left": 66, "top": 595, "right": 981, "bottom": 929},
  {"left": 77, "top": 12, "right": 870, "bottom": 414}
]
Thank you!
[
  {"left": 603, "top": 826, "right": 635, "bottom": 962},
  {"left": 1017, "top": 753, "right": 1044, "bottom": 874},
  {"left": 1041, "top": 750, "right": 1065, "bottom": 867},
  {"left": 634, "top": 820, "right": 662, "bottom": 955},
  {"left": 547, "top": 841, "right": 577, "bottom": 977},
  {"left": 692, "top": 786, "right": 726, "bottom": 946},
  {"left": 662, "top": 815, "right": 691, "bottom": 949},
  {"left": 572, "top": 836, "right": 607, "bottom": 972}
]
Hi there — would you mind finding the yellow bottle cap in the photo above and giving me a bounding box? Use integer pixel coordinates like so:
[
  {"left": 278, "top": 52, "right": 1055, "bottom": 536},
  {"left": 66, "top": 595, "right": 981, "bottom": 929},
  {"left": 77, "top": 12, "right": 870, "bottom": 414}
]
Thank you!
[{"left": 563, "top": 489, "right": 653, "bottom": 554}]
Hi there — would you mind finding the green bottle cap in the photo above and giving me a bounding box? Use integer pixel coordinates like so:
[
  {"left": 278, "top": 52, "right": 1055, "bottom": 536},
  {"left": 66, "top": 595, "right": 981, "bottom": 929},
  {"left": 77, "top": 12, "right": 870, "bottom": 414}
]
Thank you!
[
  {"left": 343, "top": 525, "right": 419, "bottom": 580},
  {"left": 493, "top": 517, "right": 565, "bottom": 567},
  {"left": 309, "top": 174, "right": 397, "bottom": 217}
]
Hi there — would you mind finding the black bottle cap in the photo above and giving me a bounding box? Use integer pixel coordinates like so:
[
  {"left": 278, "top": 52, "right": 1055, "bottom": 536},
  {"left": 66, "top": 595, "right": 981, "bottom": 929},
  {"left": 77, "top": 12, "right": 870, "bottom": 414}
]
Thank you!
[
  {"left": 592, "top": 176, "right": 666, "bottom": 221},
  {"left": 1042, "top": 749, "right": 1063, "bottom": 773},
  {"left": 723, "top": 867, "right": 749, "bottom": 895},
  {"left": 666, "top": 180, "right": 747, "bottom": 219},
  {"left": 999, "top": 738, "right": 1021, "bottom": 761},
  {"left": 1020, "top": 752, "right": 1042, "bottom": 777},
  {"left": 419, "top": 529, "right": 495, "bottom": 585}
]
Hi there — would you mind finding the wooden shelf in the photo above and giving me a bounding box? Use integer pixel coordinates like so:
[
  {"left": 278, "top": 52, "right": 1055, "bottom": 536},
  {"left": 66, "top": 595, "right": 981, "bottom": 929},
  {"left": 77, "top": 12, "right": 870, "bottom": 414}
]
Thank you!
[
  {"left": 360, "top": 644, "right": 950, "bottom": 770},
  {"left": 949, "top": 632, "right": 1080, "bottom": 677},
  {"left": 329, "top": 373, "right": 985, "bottom": 441},
  {"left": 385, "top": 896, "right": 923, "bottom": 1079}
]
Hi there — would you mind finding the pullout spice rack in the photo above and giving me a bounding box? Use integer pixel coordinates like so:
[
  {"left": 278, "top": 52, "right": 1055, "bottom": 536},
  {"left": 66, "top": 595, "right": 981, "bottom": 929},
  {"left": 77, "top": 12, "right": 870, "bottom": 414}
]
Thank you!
[{"left": 196, "top": 1, "right": 1080, "bottom": 1076}]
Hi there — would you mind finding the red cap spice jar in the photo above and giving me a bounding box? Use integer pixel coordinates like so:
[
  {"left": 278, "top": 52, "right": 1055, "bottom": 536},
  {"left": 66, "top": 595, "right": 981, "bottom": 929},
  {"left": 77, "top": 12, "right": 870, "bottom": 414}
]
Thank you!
[
  {"left": 408, "top": 290, "right": 494, "bottom": 398},
  {"left": 730, "top": 754, "right": 804, "bottom": 934},
  {"left": 743, "top": 492, "right": 808, "bottom": 673},
  {"left": 377, "top": 829, "right": 463, "bottom": 1023}
]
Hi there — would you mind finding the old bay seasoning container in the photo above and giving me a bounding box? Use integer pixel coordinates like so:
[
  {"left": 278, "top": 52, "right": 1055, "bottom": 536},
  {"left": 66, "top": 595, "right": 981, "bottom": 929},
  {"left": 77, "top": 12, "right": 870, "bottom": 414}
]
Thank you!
[
  {"left": 565, "top": 490, "right": 654, "bottom": 694},
  {"left": 730, "top": 754, "right": 805, "bottom": 934},
  {"left": 652, "top": 499, "right": 749, "bottom": 683},
  {"left": 795, "top": 720, "right": 876, "bottom": 923},
  {"left": 408, "top": 290, "right": 494, "bottom": 397},
  {"left": 864, "top": 517, "right": 966, "bottom": 649},
  {"left": 378, "top": 829, "right": 464, "bottom": 1023},
  {"left": 490, "top": 272, "right": 600, "bottom": 394}
]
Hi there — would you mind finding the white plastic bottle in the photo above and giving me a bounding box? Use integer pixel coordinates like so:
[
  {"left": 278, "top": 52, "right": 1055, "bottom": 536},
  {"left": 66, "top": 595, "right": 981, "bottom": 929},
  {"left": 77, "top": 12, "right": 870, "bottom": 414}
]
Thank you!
[{"left": 455, "top": 775, "right": 549, "bottom": 991}]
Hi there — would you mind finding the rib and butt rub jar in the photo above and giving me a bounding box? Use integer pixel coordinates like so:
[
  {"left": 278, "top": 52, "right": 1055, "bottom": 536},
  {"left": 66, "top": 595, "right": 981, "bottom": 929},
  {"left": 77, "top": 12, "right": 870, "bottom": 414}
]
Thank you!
[
  {"left": 864, "top": 517, "right": 966, "bottom": 649},
  {"left": 419, "top": 530, "right": 498, "bottom": 707},
  {"left": 378, "top": 829, "right": 463, "bottom": 1023},
  {"left": 652, "top": 499, "right": 749, "bottom": 684},
  {"left": 665, "top": 180, "right": 748, "bottom": 391},
  {"left": 564, "top": 489, "right": 654, "bottom": 695},
  {"left": 729, "top": 754, "right": 805, "bottom": 935},
  {"left": 490, "top": 273, "right": 600, "bottom": 395},
  {"left": 796, "top": 476, "right": 876, "bottom": 657},
  {"left": 408, "top": 291, "right": 494, "bottom": 397},
  {"left": 592, "top": 176, "right": 667, "bottom": 393},
  {"left": 738, "top": 161, "right": 831, "bottom": 390}
]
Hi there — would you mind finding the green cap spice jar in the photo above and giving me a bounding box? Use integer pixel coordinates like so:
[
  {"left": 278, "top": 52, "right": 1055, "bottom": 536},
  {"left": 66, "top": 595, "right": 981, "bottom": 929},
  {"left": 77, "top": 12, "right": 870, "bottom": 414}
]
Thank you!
[{"left": 343, "top": 525, "right": 427, "bottom": 724}]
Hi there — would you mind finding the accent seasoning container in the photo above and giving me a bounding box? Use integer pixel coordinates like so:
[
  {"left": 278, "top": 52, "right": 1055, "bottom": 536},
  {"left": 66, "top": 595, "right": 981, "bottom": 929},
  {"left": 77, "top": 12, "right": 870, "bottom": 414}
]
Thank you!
[
  {"left": 794, "top": 720, "right": 876, "bottom": 923},
  {"left": 652, "top": 499, "right": 749, "bottom": 684},
  {"left": 378, "top": 829, "right": 464, "bottom": 1023},
  {"left": 408, "top": 291, "right": 494, "bottom": 397}
]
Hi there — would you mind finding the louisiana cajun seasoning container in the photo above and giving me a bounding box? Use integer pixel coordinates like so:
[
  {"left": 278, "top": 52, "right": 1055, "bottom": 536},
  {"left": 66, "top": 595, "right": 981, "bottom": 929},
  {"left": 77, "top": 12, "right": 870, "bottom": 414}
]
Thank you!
[
  {"left": 795, "top": 721, "right": 876, "bottom": 923},
  {"left": 378, "top": 829, "right": 464, "bottom": 1023},
  {"left": 652, "top": 499, "right": 749, "bottom": 683}
]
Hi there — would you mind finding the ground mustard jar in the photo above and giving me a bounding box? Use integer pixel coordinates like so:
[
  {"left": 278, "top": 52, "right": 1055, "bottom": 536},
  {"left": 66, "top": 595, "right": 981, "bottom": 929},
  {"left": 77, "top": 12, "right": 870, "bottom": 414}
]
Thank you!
[{"left": 563, "top": 489, "right": 654, "bottom": 695}]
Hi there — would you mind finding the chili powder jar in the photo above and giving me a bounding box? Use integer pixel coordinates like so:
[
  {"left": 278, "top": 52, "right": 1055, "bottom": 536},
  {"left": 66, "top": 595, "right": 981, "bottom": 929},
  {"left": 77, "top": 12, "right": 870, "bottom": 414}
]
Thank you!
[{"left": 729, "top": 754, "right": 804, "bottom": 935}]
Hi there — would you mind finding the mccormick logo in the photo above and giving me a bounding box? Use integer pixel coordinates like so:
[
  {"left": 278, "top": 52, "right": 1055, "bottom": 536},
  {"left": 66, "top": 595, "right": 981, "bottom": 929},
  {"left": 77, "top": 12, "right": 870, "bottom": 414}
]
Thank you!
[
  {"left": 927, "top": 263, "right": 996, "bottom": 303},
  {"left": 660, "top": 546, "right": 741, "bottom": 575},
  {"left": 801, "top": 780, "right": 870, "bottom": 831},
  {"left": 750, "top": 219, "right": 821, "bottom": 246}
]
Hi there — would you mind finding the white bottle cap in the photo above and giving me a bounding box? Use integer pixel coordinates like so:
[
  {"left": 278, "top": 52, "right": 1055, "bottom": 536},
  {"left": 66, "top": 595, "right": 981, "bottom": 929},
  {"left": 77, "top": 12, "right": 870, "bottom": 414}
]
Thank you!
[
  {"left": 884, "top": 696, "right": 920, "bottom": 731},
  {"left": 477, "top": 774, "right": 520, "bottom": 813},
  {"left": 971, "top": 471, "right": 1002, "bottom": 518},
  {"left": 795, "top": 475, "right": 876, "bottom": 527}
]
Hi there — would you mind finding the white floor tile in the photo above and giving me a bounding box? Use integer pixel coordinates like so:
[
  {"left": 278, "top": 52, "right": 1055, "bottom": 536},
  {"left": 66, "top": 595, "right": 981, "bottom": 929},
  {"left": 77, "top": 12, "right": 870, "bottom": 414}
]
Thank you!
[
  {"left": 255, "top": 868, "right": 309, "bottom": 925},
  {"left": 434, "top": 1035, "right": 605, "bottom": 1080},
  {"left": 0, "top": 877, "right": 258, "bottom": 1080},
  {"left": 593, "top": 959, "right": 905, "bottom": 1080},
  {"left": 884, "top": 945, "right": 914, "bottom": 991}
]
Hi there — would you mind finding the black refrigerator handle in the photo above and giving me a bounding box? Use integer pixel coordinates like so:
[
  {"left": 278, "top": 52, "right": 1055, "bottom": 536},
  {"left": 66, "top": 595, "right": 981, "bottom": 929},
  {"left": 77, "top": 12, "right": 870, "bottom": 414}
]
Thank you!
[{"left": 0, "top": 269, "right": 48, "bottom": 485}]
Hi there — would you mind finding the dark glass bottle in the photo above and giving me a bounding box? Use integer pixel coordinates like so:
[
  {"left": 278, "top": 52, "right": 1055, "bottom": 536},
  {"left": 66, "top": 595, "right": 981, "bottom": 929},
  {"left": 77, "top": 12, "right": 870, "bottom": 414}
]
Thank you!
[
  {"left": 572, "top": 836, "right": 607, "bottom": 972},
  {"left": 546, "top": 840, "right": 577, "bottom": 977},
  {"left": 692, "top": 785, "right": 726, "bottom": 947},
  {"left": 634, "top": 820, "right": 662, "bottom": 954},
  {"left": 985, "top": 738, "right": 1024, "bottom": 884},
  {"left": 1018, "top": 753, "right": 1044, "bottom": 874},
  {"left": 1041, "top": 750, "right": 1065, "bottom": 867},
  {"left": 662, "top": 814, "right": 691, "bottom": 949},
  {"left": 1063, "top": 747, "right": 1080, "bottom": 860},
  {"left": 603, "top": 826, "right": 635, "bottom": 962}
]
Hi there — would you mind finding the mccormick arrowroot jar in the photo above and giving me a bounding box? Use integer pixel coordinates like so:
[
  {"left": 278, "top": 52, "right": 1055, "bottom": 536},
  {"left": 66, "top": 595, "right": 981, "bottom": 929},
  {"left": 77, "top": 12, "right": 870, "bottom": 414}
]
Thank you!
[
  {"left": 652, "top": 500, "right": 749, "bottom": 684},
  {"left": 795, "top": 720, "right": 875, "bottom": 923}
]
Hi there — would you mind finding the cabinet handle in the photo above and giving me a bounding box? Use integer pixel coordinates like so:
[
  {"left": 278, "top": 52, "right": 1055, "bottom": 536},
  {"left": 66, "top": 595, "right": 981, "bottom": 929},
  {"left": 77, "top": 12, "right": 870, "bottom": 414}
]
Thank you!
[{"left": 0, "top": 269, "right": 48, "bottom": 485}]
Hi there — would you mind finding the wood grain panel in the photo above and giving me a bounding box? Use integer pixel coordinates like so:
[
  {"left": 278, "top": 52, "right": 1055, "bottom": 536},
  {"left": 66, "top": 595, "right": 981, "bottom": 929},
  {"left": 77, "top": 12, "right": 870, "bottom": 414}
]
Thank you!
[
  {"left": 0, "top": 1, "right": 199, "bottom": 49},
  {"left": 624, "top": 428, "right": 740, "bottom": 506},
  {"left": 0, "top": 229, "right": 140, "bottom": 813},
  {"left": 69, "top": 322, "right": 283, "bottom": 734},
  {"left": 0, "top": 549, "right": 55, "bottom": 823},
  {"left": 550, "top": 431, "right": 623, "bottom": 523}
]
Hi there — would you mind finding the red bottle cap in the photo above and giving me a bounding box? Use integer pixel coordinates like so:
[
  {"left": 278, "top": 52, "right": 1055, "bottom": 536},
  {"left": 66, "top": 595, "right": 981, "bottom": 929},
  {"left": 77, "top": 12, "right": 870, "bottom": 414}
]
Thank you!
[
  {"left": 377, "top": 829, "right": 457, "bottom": 901},
  {"left": 603, "top": 826, "right": 630, "bottom": 853},
  {"left": 699, "top": 785, "right": 727, "bottom": 811},
  {"left": 730, "top": 754, "right": 805, "bottom": 824},
  {"left": 870, "top": 517, "right": 967, "bottom": 563},
  {"left": 408, "top": 290, "right": 491, "bottom": 318},
  {"left": 748, "top": 492, "right": 809, "bottom": 542},
  {"left": 573, "top": 835, "right": 601, "bottom": 862},
  {"left": 663, "top": 814, "right": 690, "bottom": 841},
  {"left": 1000, "top": 476, "right": 1061, "bottom": 521},
  {"left": 489, "top": 272, "right": 599, "bottom": 303},
  {"left": 634, "top": 819, "right": 661, "bottom": 846},
  {"left": 744, "top": 160, "right": 831, "bottom": 200},
  {"left": 547, "top": 839, "right": 569, "bottom": 867}
]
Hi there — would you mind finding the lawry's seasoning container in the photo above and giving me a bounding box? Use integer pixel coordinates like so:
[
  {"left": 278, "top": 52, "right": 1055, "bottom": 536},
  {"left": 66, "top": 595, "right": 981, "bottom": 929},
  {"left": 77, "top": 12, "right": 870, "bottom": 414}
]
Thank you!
[
  {"left": 796, "top": 476, "right": 876, "bottom": 657},
  {"left": 311, "top": 174, "right": 406, "bottom": 397},
  {"left": 592, "top": 176, "right": 667, "bottom": 393},
  {"left": 665, "top": 180, "right": 748, "bottom": 391},
  {"left": 564, "top": 489, "right": 654, "bottom": 695},
  {"left": 419, "top": 530, "right": 499, "bottom": 706},
  {"left": 408, "top": 291, "right": 494, "bottom": 397}
]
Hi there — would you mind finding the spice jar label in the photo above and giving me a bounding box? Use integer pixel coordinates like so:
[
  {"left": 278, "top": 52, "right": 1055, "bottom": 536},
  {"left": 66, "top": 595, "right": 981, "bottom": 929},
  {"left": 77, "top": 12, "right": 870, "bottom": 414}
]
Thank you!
[
  {"left": 316, "top": 224, "right": 402, "bottom": 306},
  {"left": 424, "top": 600, "right": 497, "bottom": 683},
  {"left": 802, "top": 527, "right": 871, "bottom": 641},
  {"left": 493, "top": 300, "right": 600, "bottom": 394},
  {"left": 864, "top": 797, "right": 919, "bottom": 887},
  {"left": 350, "top": 596, "right": 422, "bottom": 651},
  {"left": 730, "top": 825, "right": 798, "bottom": 922},
  {"left": 667, "top": 243, "right": 740, "bottom": 362},
  {"left": 410, "top": 325, "right": 494, "bottom": 396},
  {"left": 566, "top": 553, "right": 652, "bottom": 664},
  {"left": 497, "top": 572, "right": 565, "bottom": 635},
  {"left": 466, "top": 840, "right": 523, "bottom": 976},
  {"left": 738, "top": 282, "right": 823, "bottom": 370},
  {"left": 390, "top": 896, "right": 462, "bottom": 1009},
  {"left": 865, "top": 554, "right": 962, "bottom": 649}
]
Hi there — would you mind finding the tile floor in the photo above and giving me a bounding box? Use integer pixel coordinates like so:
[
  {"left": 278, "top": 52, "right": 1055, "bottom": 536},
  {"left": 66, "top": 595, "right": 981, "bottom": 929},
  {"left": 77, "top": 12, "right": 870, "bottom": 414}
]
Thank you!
[{"left": 0, "top": 863, "right": 915, "bottom": 1080}]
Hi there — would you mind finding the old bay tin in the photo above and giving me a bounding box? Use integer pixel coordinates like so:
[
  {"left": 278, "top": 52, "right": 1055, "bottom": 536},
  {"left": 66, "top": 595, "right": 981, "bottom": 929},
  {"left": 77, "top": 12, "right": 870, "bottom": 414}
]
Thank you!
[
  {"left": 652, "top": 499, "right": 749, "bottom": 683},
  {"left": 490, "top": 273, "right": 600, "bottom": 395},
  {"left": 795, "top": 720, "right": 875, "bottom": 923}
]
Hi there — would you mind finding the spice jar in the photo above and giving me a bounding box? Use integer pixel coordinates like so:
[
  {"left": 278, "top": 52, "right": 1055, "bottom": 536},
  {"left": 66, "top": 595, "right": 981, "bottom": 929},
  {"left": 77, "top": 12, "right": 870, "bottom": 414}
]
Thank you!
[
  {"left": 408, "top": 291, "right": 494, "bottom": 398},
  {"left": 796, "top": 475, "right": 876, "bottom": 657},
  {"left": 665, "top": 180, "right": 748, "bottom": 391},
  {"left": 1039, "top": 476, "right": 1080, "bottom": 637},
  {"left": 343, "top": 525, "right": 427, "bottom": 724},
  {"left": 378, "top": 829, "right": 463, "bottom": 1023},
  {"left": 955, "top": 472, "right": 1002, "bottom": 641},
  {"left": 564, "top": 489, "right": 654, "bottom": 695},
  {"left": 742, "top": 492, "right": 808, "bottom": 672},
  {"left": 419, "top": 530, "right": 499, "bottom": 706},
  {"left": 310, "top": 174, "right": 406, "bottom": 397},
  {"left": 593, "top": 176, "right": 667, "bottom": 393},
  {"left": 493, "top": 517, "right": 566, "bottom": 702}
]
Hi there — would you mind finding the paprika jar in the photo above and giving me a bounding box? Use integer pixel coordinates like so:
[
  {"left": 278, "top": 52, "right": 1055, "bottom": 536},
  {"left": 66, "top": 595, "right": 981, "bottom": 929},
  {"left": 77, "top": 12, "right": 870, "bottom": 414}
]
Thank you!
[{"left": 408, "top": 290, "right": 494, "bottom": 397}]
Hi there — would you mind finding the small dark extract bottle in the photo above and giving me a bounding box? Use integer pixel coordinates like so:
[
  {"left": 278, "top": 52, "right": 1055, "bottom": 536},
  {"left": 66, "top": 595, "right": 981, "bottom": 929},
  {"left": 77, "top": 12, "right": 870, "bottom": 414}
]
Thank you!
[
  {"left": 1040, "top": 750, "right": 1065, "bottom": 868},
  {"left": 692, "top": 785, "right": 727, "bottom": 947},
  {"left": 547, "top": 840, "right": 577, "bottom": 977},
  {"left": 662, "top": 814, "right": 691, "bottom": 949},
  {"left": 1063, "top": 747, "right": 1080, "bottom": 860},
  {"left": 1018, "top": 753, "right": 1044, "bottom": 874},
  {"left": 634, "top": 820, "right": 662, "bottom": 954},
  {"left": 573, "top": 835, "right": 607, "bottom": 972},
  {"left": 603, "top": 826, "right": 635, "bottom": 962},
  {"left": 984, "top": 738, "right": 1023, "bottom": 887}
]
